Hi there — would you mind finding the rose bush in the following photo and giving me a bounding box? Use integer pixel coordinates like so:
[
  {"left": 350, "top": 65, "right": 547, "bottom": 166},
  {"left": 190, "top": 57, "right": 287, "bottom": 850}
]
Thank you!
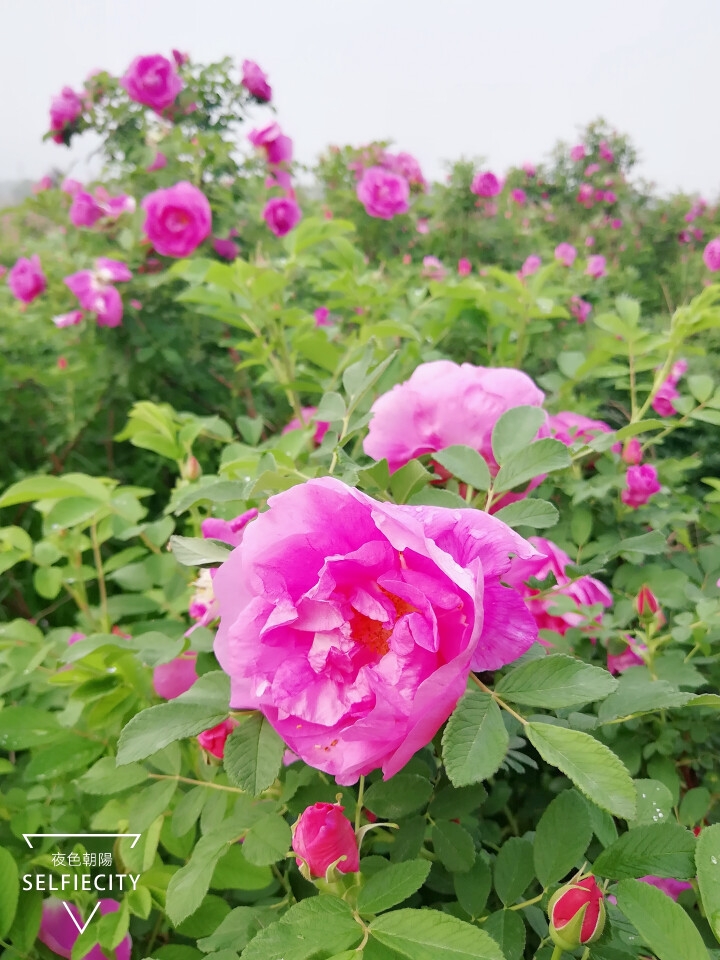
[{"left": 0, "top": 48, "right": 719, "bottom": 960}]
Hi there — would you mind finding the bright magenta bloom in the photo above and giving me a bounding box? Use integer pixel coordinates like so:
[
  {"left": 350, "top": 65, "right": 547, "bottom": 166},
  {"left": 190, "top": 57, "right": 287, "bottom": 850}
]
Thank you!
[
  {"left": 282, "top": 406, "right": 329, "bottom": 445},
  {"left": 242, "top": 59, "right": 272, "bottom": 101},
  {"left": 69, "top": 190, "right": 104, "bottom": 227},
  {"left": 570, "top": 295, "right": 592, "bottom": 324},
  {"left": 622, "top": 437, "right": 642, "bottom": 464},
  {"left": 639, "top": 876, "right": 693, "bottom": 900},
  {"left": 622, "top": 464, "right": 661, "bottom": 508},
  {"left": 636, "top": 585, "right": 660, "bottom": 617},
  {"left": 263, "top": 195, "right": 302, "bottom": 237},
  {"left": 471, "top": 171, "right": 501, "bottom": 197},
  {"left": 147, "top": 151, "right": 168, "bottom": 172},
  {"left": 213, "top": 236, "right": 239, "bottom": 260},
  {"left": 511, "top": 188, "right": 527, "bottom": 205},
  {"left": 8, "top": 255, "right": 46, "bottom": 304},
  {"left": 652, "top": 358, "right": 687, "bottom": 416},
  {"left": 249, "top": 122, "right": 293, "bottom": 165},
  {"left": 64, "top": 258, "right": 131, "bottom": 327},
  {"left": 702, "top": 237, "right": 720, "bottom": 271},
  {"left": 503, "top": 536, "right": 612, "bottom": 638},
  {"left": 49, "top": 87, "right": 83, "bottom": 143},
  {"left": 577, "top": 183, "right": 593, "bottom": 204},
  {"left": 202, "top": 509, "right": 259, "bottom": 548},
  {"left": 548, "top": 411, "right": 619, "bottom": 451},
  {"left": 153, "top": 653, "right": 198, "bottom": 699},
  {"left": 142, "top": 181, "right": 212, "bottom": 257},
  {"left": 364, "top": 360, "right": 545, "bottom": 475},
  {"left": 197, "top": 718, "right": 238, "bottom": 758},
  {"left": 586, "top": 254, "right": 607, "bottom": 278},
  {"left": 555, "top": 243, "right": 577, "bottom": 266},
  {"left": 121, "top": 54, "right": 183, "bottom": 112},
  {"left": 39, "top": 898, "right": 131, "bottom": 960},
  {"left": 293, "top": 803, "right": 360, "bottom": 877},
  {"left": 212, "top": 477, "right": 539, "bottom": 784},
  {"left": 458, "top": 258, "right": 472, "bottom": 276},
  {"left": 357, "top": 167, "right": 410, "bottom": 219}
]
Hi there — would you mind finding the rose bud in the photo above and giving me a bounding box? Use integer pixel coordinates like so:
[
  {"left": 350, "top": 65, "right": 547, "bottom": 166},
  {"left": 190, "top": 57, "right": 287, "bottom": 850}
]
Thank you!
[
  {"left": 549, "top": 876, "right": 606, "bottom": 950},
  {"left": 197, "top": 718, "right": 238, "bottom": 759},
  {"left": 636, "top": 585, "right": 660, "bottom": 617},
  {"left": 292, "top": 803, "right": 360, "bottom": 880}
]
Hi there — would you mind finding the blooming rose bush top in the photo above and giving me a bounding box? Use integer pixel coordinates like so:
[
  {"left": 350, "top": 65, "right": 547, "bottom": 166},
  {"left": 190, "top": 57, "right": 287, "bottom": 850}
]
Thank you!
[
  {"left": 120, "top": 53, "right": 183, "bottom": 112},
  {"left": 356, "top": 167, "right": 410, "bottom": 220},
  {"left": 212, "top": 477, "right": 539, "bottom": 784}
]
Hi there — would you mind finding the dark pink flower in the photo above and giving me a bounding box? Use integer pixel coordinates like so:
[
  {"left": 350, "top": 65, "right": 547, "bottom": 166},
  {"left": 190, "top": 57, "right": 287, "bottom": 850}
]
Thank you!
[
  {"left": 33, "top": 176, "right": 53, "bottom": 193},
  {"left": 153, "top": 653, "right": 198, "bottom": 699},
  {"left": 458, "top": 258, "right": 472, "bottom": 276},
  {"left": 8, "top": 255, "right": 47, "bottom": 304},
  {"left": 519, "top": 254, "right": 541, "bottom": 278},
  {"left": 69, "top": 190, "right": 104, "bottom": 227},
  {"left": 471, "top": 171, "right": 502, "bottom": 197},
  {"left": 384, "top": 151, "right": 426, "bottom": 189},
  {"left": 248, "top": 123, "right": 293, "bottom": 165},
  {"left": 121, "top": 54, "right": 183, "bottom": 112},
  {"left": 263, "top": 195, "right": 302, "bottom": 237},
  {"left": 197, "top": 718, "right": 238, "bottom": 758},
  {"left": 622, "top": 438, "right": 642, "bottom": 464},
  {"left": 212, "top": 236, "right": 239, "bottom": 260},
  {"left": 622, "top": 464, "right": 661, "bottom": 509},
  {"left": 570, "top": 296, "right": 592, "bottom": 324},
  {"left": 522, "top": 162, "right": 536, "bottom": 177},
  {"left": 242, "top": 59, "right": 272, "bottom": 101},
  {"left": 548, "top": 411, "right": 618, "bottom": 452},
  {"left": 61, "top": 178, "right": 82, "bottom": 196},
  {"left": 584, "top": 163, "right": 600, "bottom": 176},
  {"left": 293, "top": 803, "right": 359, "bottom": 878},
  {"left": 357, "top": 167, "right": 410, "bottom": 219},
  {"left": 511, "top": 188, "right": 527, "bottom": 205},
  {"left": 142, "top": 181, "right": 212, "bottom": 257},
  {"left": 49, "top": 87, "right": 83, "bottom": 143},
  {"left": 599, "top": 140, "right": 614, "bottom": 163}
]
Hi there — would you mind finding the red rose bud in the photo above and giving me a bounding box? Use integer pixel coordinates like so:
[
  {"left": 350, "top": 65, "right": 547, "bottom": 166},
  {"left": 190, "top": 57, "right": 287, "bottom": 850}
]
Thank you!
[
  {"left": 292, "top": 803, "right": 360, "bottom": 880},
  {"left": 197, "top": 718, "right": 237, "bottom": 759},
  {"left": 636, "top": 585, "right": 660, "bottom": 617},
  {"left": 549, "top": 876, "right": 606, "bottom": 950}
]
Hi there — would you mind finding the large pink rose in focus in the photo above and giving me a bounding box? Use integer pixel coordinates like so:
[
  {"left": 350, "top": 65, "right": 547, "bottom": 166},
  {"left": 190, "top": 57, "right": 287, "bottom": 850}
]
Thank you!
[
  {"left": 503, "top": 536, "right": 612, "bottom": 638},
  {"left": 356, "top": 167, "right": 410, "bottom": 220},
  {"left": 141, "top": 182, "right": 212, "bottom": 257},
  {"left": 120, "top": 54, "right": 183, "bottom": 112},
  {"left": 213, "top": 478, "right": 539, "bottom": 784},
  {"left": 364, "top": 360, "right": 546, "bottom": 474}
]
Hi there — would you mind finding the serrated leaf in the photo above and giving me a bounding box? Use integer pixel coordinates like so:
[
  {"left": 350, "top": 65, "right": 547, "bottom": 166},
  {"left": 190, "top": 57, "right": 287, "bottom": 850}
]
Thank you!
[
  {"left": 494, "top": 438, "right": 570, "bottom": 492},
  {"left": 696, "top": 824, "right": 720, "bottom": 945},
  {"left": 496, "top": 655, "right": 617, "bottom": 709},
  {"left": 442, "top": 691, "right": 509, "bottom": 787},
  {"left": 491, "top": 406, "right": 548, "bottom": 464},
  {"left": 0, "top": 706, "right": 62, "bottom": 750},
  {"left": 527, "top": 722, "right": 636, "bottom": 819},
  {"left": 616, "top": 878, "right": 711, "bottom": 960},
  {"left": 534, "top": 791, "right": 592, "bottom": 886},
  {"left": 494, "top": 837, "right": 534, "bottom": 905},
  {"left": 363, "top": 775, "right": 433, "bottom": 819},
  {"left": 492, "top": 498, "right": 559, "bottom": 529},
  {"left": 432, "top": 820, "right": 476, "bottom": 873},
  {"left": 483, "top": 910, "right": 525, "bottom": 960},
  {"left": 243, "top": 897, "right": 362, "bottom": 960},
  {"left": 242, "top": 814, "right": 291, "bottom": 866},
  {"left": 223, "top": 714, "right": 285, "bottom": 796},
  {"left": 357, "top": 860, "right": 430, "bottom": 915},
  {"left": 433, "top": 445, "right": 492, "bottom": 491},
  {"left": 598, "top": 674, "right": 692, "bottom": 722},
  {"left": 369, "top": 908, "right": 505, "bottom": 960},
  {"left": 594, "top": 823, "right": 696, "bottom": 879}
]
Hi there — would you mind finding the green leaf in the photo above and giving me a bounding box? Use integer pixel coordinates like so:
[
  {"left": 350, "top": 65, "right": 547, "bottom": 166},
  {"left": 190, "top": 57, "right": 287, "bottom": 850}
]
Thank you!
[
  {"left": 491, "top": 407, "right": 547, "bottom": 464},
  {"left": 617, "top": 531, "right": 666, "bottom": 555},
  {"left": 197, "top": 906, "right": 273, "bottom": 954},
  {"left": 594, "top": 823, "right": 696, "bottom": 879},
  {"left": 494, "top": 837, "right": 534, "bottom": 906},
  {"left": 243, "top": 897, "right": 362, "bottom": 960},
  {"left": 495, "top": 655, "right": 617, "bottom": 709},
  {"left": 688, "top": 374, "right": 714, "bottom": 403},
  {"left": 483, "top": 910, "right": 525, "bottom": 960},
  {"left": 615, "top": 420, "right": 664, "bottom": 439},
  {"left": 0, "top": 475, "right": 92, "bottom": 507},
  {"left": 223, "top": 714, "right": 285, "bottom": 796},
  {"left": 433, "top": 445, "right": 492, "bottom": 491},
  {"left": 492, "top": 498, "right": 559, "bottom": 529},
  {"left": 494, "top": 438, "right": 570, "bottom": 492},
  {"left": 33, "top": 566, "right": 63, "bottom": 599},
  {"left": 616, "top": 878, "right": 711, "bottom": 960},
  {"left": 0, "top": 706, "right": 62, "bottom": 750},
  {"left": 170, "top": 535, "right": 232, "bottom": 566},
  {"left": 454, "top": 857, "right": 492, "bottom": 918},
  {"left": 315, "top": 391, "right": 347, "bottom": 422},
  {"left": 369, "top": 908, "right": 505, "bottom": 960},
  {"left": 24, "top": 736, "right": 104, "bottom": 781},
  {"left": 358, "top": 860, "right": 431, "bottom": 915},
  {"left": 442, "top": 691, "right": 509, "bottom": 787},
  {"left": 117, "top": 671, "right": 230, "bottom": 764},
  {"left": 0, "top": 846, "right": 19, "bottom": 938},
  {"left": 363, "top": 775, "right": 433, "bottom": 819},
  {"left": 533, "top": 791, "right": 592, "bottom": 886},
  {"left": 432, "top": 820, "right": 476, "bottom": 873},
  {"left": 389, "top": 460, "right": 433, "bottom": 504},
  {"left": 242, "top": 814, "right": 292, "bottom": 866},
  {"left": 598, "top": 674, "right": 692, "bottom": 722},
  {"left": 696, "top": 823, "right": 720, "bottom": 945},
  {"left": 632, "top": 779, "right": 674, "bottom": 826},
  {"left": 211, "top": 844, "right": 273, "bottom": 891},
  {"left": 527, "top": 722, "right": 636, "bottom": 819},
  {"left": 679, "top": 787, "right": 711, "bottom": 828}
]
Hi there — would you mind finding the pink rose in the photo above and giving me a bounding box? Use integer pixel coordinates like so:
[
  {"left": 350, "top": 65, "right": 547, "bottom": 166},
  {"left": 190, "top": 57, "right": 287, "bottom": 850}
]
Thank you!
[
  {"left": 248, "top": 123, "right": 293, "bottom": 165},
  {"left": 621, "top": 464, "right": 661, "bottom": 509},
  {"left": 519, "top": 254, "right": 541, "bottom": 278},
  {"left": 153, "top": 653, "right": 198, "bottom": 699},
  {"left": 548, "top": 411, "right": 618, "bottom": 451},
  {"left": 611, "top": 218, "right": 622, "bottom": 229},
  {"left": 703, "top": 237, "right": 720, "bottom": 271},
  {"left": 141, "top": 181, "right": 212, "bottom": 257},
  {"left": 421, "top": 256, "right": 446, "bottom": 281},
  {"left": 585, "top": 235, "right": 595, "bottom": 247},
  {"left": 584, "top": 163, "right": 600, "bottom": 176},
  {"left": 503, "top": 536, "right": 612, "bottom": 639},
  {"left": 586, "top": 255, "right": 607, "bottom": 278},
  {"left": 197, "top": 718, "right": 238, "bottom": 758},
  {"left": 242, "top": 59, "right": 272, "bottom": 101},
  {"left": 61, "top": 178, "right": 83, "bottom": 196},
  {"left": 599, "top": 140, "right": 614, "bottom": 163},
  {"left": 8, "top": 255, "right": 46, "bottom": 304},
  {"left": 416, "top": 218, "right": 429, "bottom": 234},
  {"left": 522, "top": 162, "right": 536, "bottom": 177},
  {"left": 69, "top": 190, "right": 104, "bottom": 227},
  {"left": 39, "top": 898, "right": 131, "bottom": 960},
  {"left": 213, "top": 236, "right": 239, "bottom": 260},
  {"left": 652, "top": 359, "right": 686, "bottom": 417},
  {"left": 263, "top": 195, "right": 302, "bottom": 237},
  {"left": 64, "top": 258, "right": 131, "bottom": 328},
  {"left": 364, "top": 360, "right": 546, "bottom": 475},
  {"left": 33, "top": 176, "right": 53, "bottom": 193},
  {"left": 384, "top": 152, "right": 426, "bottom": 189},
  {"left": 570, "top": 144, "right": 586, "bottom": 162},
  {"left": 555, "top": 243, "right": 577, "bottom": 267},
  {"left": 458, "top": 258, "right": 472, "bottom": 276},
  {"left": 201, "top": 509, "right": 259, "bottom": 548},
  {"left": 147, "top": 151, "right": 168, "bottom": 172},
  {"left": 53, "top": 310, "right": 84, "bottom": 328},
  {"left": 471, "top": 171, "right": 502, "bottom": 197},
  {"left": 293, "top": 803, "right": 360, "bottom": 877},
  {"left": 622, "top": 437, "right": 642, "bottom": 465},
  {"left": 356, "top": 167, "right": 410, "bottom": 219},
  {"left": 212, "top": 477, "right": 539, "bottom": 784},
  {"left": 314, "top": 306, "right": 331, "bottom": 326},
  {"left": 511, "top": 188, "right": 527, "bottom": 205},
  {"left": 282, "top": 406, "right": 329, "bottom": 445},
  {"left": 607, "top": 636, "right": 647, "bottom": 674},
  {"left": 49, "top": 87, "right": 83, "bottom": 143},
  {"left": 570, "top": 296, "right": 592, "bottom": 324},
  {"left": 120, "top": 54, "right": 183, "bottom": 112},
  {"left": 577, "top": 183, "right": 594, "bottom": 204}
]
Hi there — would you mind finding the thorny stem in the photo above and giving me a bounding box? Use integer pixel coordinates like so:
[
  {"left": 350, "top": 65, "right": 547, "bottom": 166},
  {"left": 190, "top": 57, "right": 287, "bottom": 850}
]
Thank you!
[{"left": 471, "top": 674, "right": 527, "bottom": 727}]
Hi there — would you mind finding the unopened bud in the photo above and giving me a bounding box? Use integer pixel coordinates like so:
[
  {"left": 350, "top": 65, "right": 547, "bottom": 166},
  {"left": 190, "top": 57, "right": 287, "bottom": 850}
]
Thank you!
[{"left": 548, "top": 876, "right": 606, "bottom": 950}]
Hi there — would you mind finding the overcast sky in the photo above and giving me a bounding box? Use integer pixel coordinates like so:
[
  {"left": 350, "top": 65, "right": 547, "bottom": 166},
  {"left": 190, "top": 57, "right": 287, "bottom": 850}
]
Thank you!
[{"left": 1, "top": 0, "right": 718, "bottom": 196}]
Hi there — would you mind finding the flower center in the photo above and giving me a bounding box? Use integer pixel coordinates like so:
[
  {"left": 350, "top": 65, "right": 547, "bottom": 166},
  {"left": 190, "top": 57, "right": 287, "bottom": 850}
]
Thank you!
[{"left": 348, "top": 589, "right": 417, "bottom": 658}]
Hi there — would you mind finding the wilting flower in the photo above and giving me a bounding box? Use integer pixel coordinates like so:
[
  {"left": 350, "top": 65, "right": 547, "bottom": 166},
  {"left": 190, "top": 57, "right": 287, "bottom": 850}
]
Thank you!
[
  {"left": 570, "top": 144, "right": 586, "bottom": 162},
  {"left": 471, "top": 171, "right": 502, "bottom": 197},
  {"left": 8, "top": 255, "right": 47, "bottom": 304},
  {"left": 293, "top": 803, "right": 360, "bottom": 878},
  {"left": 356, "top": 167, "right": 410, "bottom": 219},
  {"left": 364, "top": 360, "right": 545, "bottom": 474},
  {"left": 702, "top": 237, "right": 720, "bottom": 271},
  {"left": 622, "top": 464, "right": 661, "bottom": 509},
  {"left": 263, "top": 195, "right": 302, "bottom": 237},
  {"left": 282, "top": 407, "right": 329, "bottom": 446},
  {"left": 39, "top": 898, "right": 131, "bottom": 960},
  {"left": 197, "top": 718, "right": 238, "bottom": 758},
  {"left": 49, "top": 87, "right": 83, "bottom": 143},
  {"left": 121, "top": 54, "right": 183, "bottom": 112},
  {"left": 458, "top": 258, "right": 472, "bottom": 276},
  {"left": 555, "top": 243, "right": 577, "bottom": 266},
  {"left": 519, "top": 254, "right": 541, "bottom": 278},
  {"left": 548, "top": 411, "right": 618, "bottom": 451},
  {"left": 142, "top": 181, "right": 212, "bottom": 257},
  {"left": 64, "top": 258, "right": 132, "bottom": 327},
  {"left": 570, "top": 295, "right": 592, "bottom": 324},
  {"left": 212, "top": 477, "right": 539, "bottom": 784},
  {"left": 242, "top": 59, "right": 272, "bottom": 101},
  {"left": 153, "top": 653, "right": 198, "bottom": 699},
  {"left": 549, "top": 877, "right": 606, "bottom": 950},
  {"left": 503, "top": 536, "right": 612, "bottom": 639},
  {"left": 421, "top": 256, "right": 446, "bottom": 281},
  {"left": 586, "top": 255, "right": 607, "bottom": 278}
]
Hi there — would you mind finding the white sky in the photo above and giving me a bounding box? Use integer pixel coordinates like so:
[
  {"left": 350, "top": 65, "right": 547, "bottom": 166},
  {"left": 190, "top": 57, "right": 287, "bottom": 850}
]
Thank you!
[{"left": 1, "top": 0, "right": 718, "bottom": 196}]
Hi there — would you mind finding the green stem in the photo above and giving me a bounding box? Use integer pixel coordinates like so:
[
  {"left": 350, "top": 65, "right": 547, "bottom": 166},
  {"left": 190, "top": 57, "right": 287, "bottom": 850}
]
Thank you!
[
  {"left": 551, "top": 946, "right": 565, "bottom": 960},
  {"left": 90, "top": 522, "right": 110, "bottom": 632},
  {"left": 355, "top": 775, "right": 365, "bottom": 833},
  {"left": 471, "top": 674, "right": 528, "bottom": 727}
]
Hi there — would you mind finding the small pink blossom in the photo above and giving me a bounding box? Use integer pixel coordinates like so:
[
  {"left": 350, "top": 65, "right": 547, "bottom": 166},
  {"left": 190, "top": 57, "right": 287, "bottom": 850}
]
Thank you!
[
  {"left": 519, "top": 254, "right": 541, "bottom": 278},
  {"left": 241, "top": 59, "right": 272, "bottom": 101},
  {"left": 511, "top": 188, "right": 527, "bottom": 205},
  {"left": 357, "top": 167, "right": 410, "bottom": 219},
  {"left": 263, "top": 195, "right": 302, "bottom": 237},
  {"left": 611, "top": 218, "right": 623, "bottom": 229},
  {"left": 421, "top": 256, "right": 446, "bottom": 281},
  {"left": 282, "top": 407, "right": 329, "bottom": 445},
  {"left": 471, "top": 171, "right": 502, "bottom": 197},
  {"left": 584, "top": 163, "right": 600, "bottom": 176},
  {"left": 586, "top": 255, "right": 607, "bottom": 278},
  {"left": 702, "top": 236, "right": 720, "bottom": 271},
  {"left": 147, "top": 151, "right": 168, "bottom": 172},
  {"left": 130, "top": 299, "right": 142, "bottom": 309},
  {"left": 599, "top": 140, "right": 615, "bottom": 163},
  {"left": 555, "top": 243, "right": 577, "bottom": 266},
  {"left": 577, "top": 183, "right": 594, "bottom": 204},
  {"left": 53, "top": 310, "right": 84, "bottom": 328},
  {"left": 458, "top": 258, "right": 472, "bottom": 276},
  {"left": 201, "top": 509, "right": 259, "bottom": 548},
  {"left": 212, "top": 236, "right": 239, "bottom": 260},
  {"left": 570, "top": 295, "right": 592, "bottom": 324},
  {"left": 8, "top": 255, "right": 46, "bottom": 304},
  {"left": 49, "top": 87, "right": 83, "bottom": 143},
  {"left": 121, "top": 54, "right": 183, "bottom": 112},
  {"left": 197, "top": 718, "right": 239, "bottom": 758},
  {"left": 249, "top": 122, "right": 293, "bottom": 165},
  {"left": 153, "top": 654, "right": 198, "bottom": 699},
  {"left": 585, "top": 235, "right": 595, "bottom": 247},
  {"left": 570, "top": 144, "right": 586, "bottom": 162},
  {"left": 607, "top": 636, "right": 647, "bottom": 674},
  {"left": 622, "top": 438, "right": 643, "bottom": 465},
  {"left": 622, "top": 464, "right": 661, "bottom": 509},
  {"left": 61, "top": 178, "right": 82, "bottom": 195},
  {"left": 314, "top": 306, "right": 332, "bottom": 326},
  {"left": 549, "top": 411, "right": 618, "bottom": 450}
]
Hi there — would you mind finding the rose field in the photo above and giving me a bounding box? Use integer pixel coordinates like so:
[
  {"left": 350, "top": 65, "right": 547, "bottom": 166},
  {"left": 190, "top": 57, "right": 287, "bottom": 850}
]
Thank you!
[{"left": 2, "top": 47, "right": 720, "bottom": 960}]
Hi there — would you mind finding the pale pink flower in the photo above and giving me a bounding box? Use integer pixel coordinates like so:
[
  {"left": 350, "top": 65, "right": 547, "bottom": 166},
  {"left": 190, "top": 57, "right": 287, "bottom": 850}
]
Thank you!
[
  {"left": 121, "top": 54, "right": 183, "bottom": 112},
  {"left": 383, "top": 152, "right": 426, "bottom": 189},
  {"left": 519, "top": 254, "right": 541, "bottom": 278},
  {"left": 248, "top": 123, "right": 293, "bottom": 165},
  {"left": 61, "top": 178, "right": 82, "bottom": 195},
  {"left": 142, "top": 181, "right": 212, "bottom": 257},
  {"left": 33, "top": 176, "right": 53, "bottom": 193},
  {"left": 607, "top": 636, "right": 647, "bottom": 674},
  {"left": 212, "top": 236, "right": 239, "bottom": 260},
  {"left": 622, "top": 464, "right": 661, "bottom": 509},
  {"left": 49, "top": 87, "right": 83, "bottom": 143},
  {"left": 53, "top": 310, "right": 84, "bottom": 328},
  {"left": 555, "top": 243, "right": 577, "bottom": 266},
  {"left": 153, "top": 654, "right": 198, "bottom": 699},
  {"left": 622, "top": 438, "right": 643, "bottom": 465},
  {"left": 421, "top": 256, "right": 446, "bottom": 281},
  {"left": 64, "top": 257, "right": 131, "bottom": 327},
  {"left": 548, "top": 411, "right": 618, "bottom": 451},
  {"left": 599, "top": 140, "right": 614, "bottom": 163},
  {"left": 584, "top": 163, "right": 600, "bottom": 176},
  {"left": 357, "top": 167, "right": 410, "bottom": 219},
  {"left": 241, "top": 59, "right": 271, "bottom": 101},
  {"left": 522, "top": 162, "right": 536, "bottom": 177},
  {"left": 586, "top": 255, "right": 607, "bottom": 278},
  {"left": 314, "top": 306, "right": 332, "bottom": 326}
]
